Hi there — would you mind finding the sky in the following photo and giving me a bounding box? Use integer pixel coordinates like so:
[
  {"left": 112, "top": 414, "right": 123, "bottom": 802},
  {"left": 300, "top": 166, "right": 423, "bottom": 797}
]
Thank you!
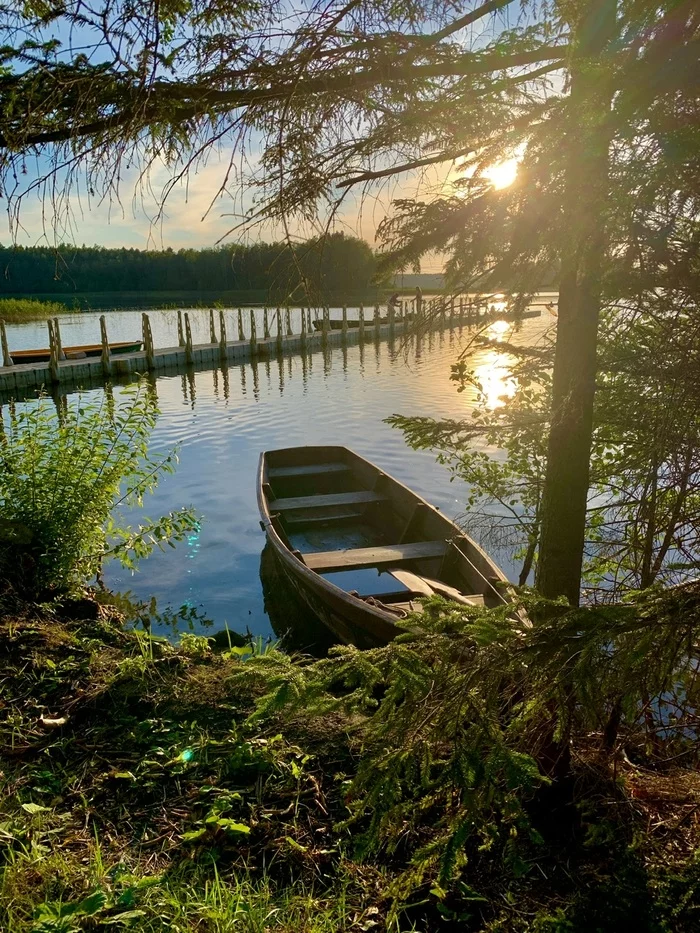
[
  {"left": 7, "top": 149, "right": 451, "bottom": 272},
  {"left": 4, "top": 1, "right": 525, "bottom": 269}
]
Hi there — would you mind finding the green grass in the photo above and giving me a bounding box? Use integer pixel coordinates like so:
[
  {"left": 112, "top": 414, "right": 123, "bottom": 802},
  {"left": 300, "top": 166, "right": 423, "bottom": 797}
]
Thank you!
[
  {"left": 1, "top": 844, "right": 391, "bottom": 932},
  {"left": 3, "top": 600, "right": 700, "bottom": 932},
  {"left": 0, "top": 606, "right": 403, "bottom": 932},
  {"left": 0, "top": 297, "right": 68, "bottom": 322}
]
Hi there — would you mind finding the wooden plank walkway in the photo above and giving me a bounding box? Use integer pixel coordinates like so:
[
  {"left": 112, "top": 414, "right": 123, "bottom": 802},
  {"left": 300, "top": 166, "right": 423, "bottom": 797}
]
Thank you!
[
  {"left": 0, "top": 317, "right": 413, "bottom": 397},
  {"left": 0, "top": 301, "right": 540, "bottom": 399}
]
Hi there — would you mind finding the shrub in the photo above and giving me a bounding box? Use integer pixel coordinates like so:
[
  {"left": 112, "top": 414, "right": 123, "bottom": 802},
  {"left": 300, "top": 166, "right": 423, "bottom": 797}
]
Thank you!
[{"left": 0, "top": 381, "right": 198, "bottom": 595}]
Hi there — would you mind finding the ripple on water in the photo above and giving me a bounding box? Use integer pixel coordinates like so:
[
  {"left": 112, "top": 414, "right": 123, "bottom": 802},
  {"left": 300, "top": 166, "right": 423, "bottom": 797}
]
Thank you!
[{"left": 2, "top": 311, "right": 552, "bottom": 638}]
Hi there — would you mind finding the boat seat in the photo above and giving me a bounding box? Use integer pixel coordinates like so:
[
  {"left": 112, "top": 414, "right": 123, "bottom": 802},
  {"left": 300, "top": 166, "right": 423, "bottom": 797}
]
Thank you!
[
  {"left": 283, "top": 507, "right": 366, "bottom": 527},
  {"left": 268, "top": 462, "right": 350, "bottom": 479},
  {"left": 302, "top": 540, "right": 447, "bottom": 573},
  {"left": 268, "top": 491, "right": 386, "bottom": 512}
]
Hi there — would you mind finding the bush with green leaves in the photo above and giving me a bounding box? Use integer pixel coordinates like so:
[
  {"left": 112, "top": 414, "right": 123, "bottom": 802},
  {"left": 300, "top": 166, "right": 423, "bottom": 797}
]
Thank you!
[{"left": 0, "top": 382, "right": 198, "bottom": 595}]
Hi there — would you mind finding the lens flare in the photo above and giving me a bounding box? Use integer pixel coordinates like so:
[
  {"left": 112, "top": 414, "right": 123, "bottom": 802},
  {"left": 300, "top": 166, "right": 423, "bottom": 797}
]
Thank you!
[{"left": 482, "top": 158, "right": 519, "bottom": 190}]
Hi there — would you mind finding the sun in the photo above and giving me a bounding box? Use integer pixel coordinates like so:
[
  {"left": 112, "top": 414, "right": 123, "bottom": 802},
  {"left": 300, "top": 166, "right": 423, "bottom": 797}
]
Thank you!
[{"left": 482, "top": 158, "right": 519, "bottom": 190}]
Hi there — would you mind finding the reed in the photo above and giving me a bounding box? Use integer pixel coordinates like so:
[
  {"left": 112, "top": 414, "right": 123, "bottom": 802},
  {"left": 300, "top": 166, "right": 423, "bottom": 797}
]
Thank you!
[{"left": 0, "top": 297, "right": 67, "bottom": 322}]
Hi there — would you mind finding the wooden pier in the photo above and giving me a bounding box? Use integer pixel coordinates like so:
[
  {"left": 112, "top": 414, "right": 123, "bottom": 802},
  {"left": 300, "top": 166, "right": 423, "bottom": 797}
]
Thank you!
[{"left": 0, "top": 300, "right": 543, "bottom": 401}]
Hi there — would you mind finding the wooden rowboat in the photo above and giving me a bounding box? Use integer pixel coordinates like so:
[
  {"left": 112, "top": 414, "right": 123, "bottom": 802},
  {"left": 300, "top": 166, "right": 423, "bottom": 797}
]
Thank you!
[
  {"left": 257, "top": 446, "right": 511, "bottom": 648},
  {"left": 10, "top": 340, "right": 143, "bottom": 364}
]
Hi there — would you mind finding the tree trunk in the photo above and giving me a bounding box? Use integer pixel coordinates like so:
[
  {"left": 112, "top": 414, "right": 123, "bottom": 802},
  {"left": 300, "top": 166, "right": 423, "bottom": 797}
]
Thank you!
[{"left": 535, "top": 0, "right": 617, "bottom": 605}]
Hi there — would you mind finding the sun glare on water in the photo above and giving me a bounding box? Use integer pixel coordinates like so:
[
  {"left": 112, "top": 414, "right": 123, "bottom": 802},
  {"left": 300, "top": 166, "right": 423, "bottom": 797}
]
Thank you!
[
  {"left": 473, "top": 352, "right": 518, "bottom": 409},
  {"left": 469, "top": 320, "right": 518, "bottom": 409},
  {"left": 482, "top": 158, "right": 519, "bottom": 190}
]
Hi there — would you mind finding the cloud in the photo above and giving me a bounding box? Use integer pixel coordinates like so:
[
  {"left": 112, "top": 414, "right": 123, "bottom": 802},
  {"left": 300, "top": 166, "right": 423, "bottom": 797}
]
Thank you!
[{"left": 5, "top": 146, "right": 451, "bottom": 259}]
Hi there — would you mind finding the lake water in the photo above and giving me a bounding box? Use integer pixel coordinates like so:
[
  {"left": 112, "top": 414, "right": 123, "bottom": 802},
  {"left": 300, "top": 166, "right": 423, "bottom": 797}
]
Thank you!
[{"left": 2, "top": 307, "right": 552, "bottom": 643}]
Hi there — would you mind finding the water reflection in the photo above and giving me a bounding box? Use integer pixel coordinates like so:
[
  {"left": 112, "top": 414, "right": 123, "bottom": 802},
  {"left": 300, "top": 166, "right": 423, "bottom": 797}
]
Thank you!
[
  {"left": 1, "top": 313, "right": 550, "bottom": 641},
  {"left": 472, "top": 352, "right": 518, "bottom": 409},
  {"left": 471, "top": 320, "right": 525, "bottom": 408}
]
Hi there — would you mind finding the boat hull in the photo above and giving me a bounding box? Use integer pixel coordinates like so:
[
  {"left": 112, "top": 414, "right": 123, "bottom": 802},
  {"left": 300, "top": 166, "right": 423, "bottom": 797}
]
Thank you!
[
  {"left": 10, "top": 341, "right": 143, "bottom": 365},
  {"left": 258, "top": 445, "right": 512, "bottom": 648},
  {"left": 267, "top": 534, "right": 398, "bottom": 648}
]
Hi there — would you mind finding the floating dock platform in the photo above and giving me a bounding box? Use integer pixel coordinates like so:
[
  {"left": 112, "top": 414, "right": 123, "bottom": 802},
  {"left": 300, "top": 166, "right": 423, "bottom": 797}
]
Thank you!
[{"left": 0, "top": 303, "right": 543, "bottom": 401}]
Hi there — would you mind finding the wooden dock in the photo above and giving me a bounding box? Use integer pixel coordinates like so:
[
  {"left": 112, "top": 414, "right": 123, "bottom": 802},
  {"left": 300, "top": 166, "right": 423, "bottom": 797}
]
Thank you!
[{"left": 0, "top": 301, "right": 542, "bottom": 401}]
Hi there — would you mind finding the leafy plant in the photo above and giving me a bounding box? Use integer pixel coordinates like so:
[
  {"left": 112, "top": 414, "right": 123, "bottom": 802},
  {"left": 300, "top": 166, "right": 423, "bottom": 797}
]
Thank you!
[
  {"left": 0, "top": 381, "right": 198, "bottom": 595},
  {"left": 31, "top": 888, "right": 146, "bottom": 932},
  {"left": 242, "top": 598, "right": 550, "bottom": 892},
  {"left": 390, "top": 300, "right": 700, "bottom": 599}
]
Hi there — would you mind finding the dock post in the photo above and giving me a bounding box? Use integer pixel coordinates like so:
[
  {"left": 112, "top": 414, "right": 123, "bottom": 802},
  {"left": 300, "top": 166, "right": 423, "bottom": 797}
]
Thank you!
[
  {"left": 285, "top": 306, "right": 292, "bottom": 336},
  {"left": 249, "top": 310, "right": 257, "bottom": 354},
  {"left": 0, "top": 321, "right": 13, "bottom": 367},
  {"left": 184, "top": 312, "right": 194, "bottom": 365},
  {"left": 276, "top": 308, "right": 283, "bottom": 351},
  {"left": 300, "top": 307, "right": 307, "bottom": 344},
  {"left": 52, "top": 317, "right": 65, "bottom": 359},
  {"left": 306, "top": 308, "right": 311, "bottom": 334},
  {"left": 218, "top": 310, "right": 227, "bottom": 361},
  {"left": 359, "top": 304, "right": 364, "bottom": 340},
  {"left": 142, "top": 313, "right": 155, "bottom": 369},
  {"left": 341, "top": 305, "right": 348, "bottom": 338},
  {"left": 47, "top": 319, "right": 60, "bottom": 384},
  {"left": 263, "top": 307, "right": 270, "bottom": 339},
  {"left": 177, "top": 310, "right": 185, "bottom": 347},
  {"left": 459, "top": 296, "right": 464, "bottom": 324},
  {"left": 209, "top": 308, "right": 217, "bottom": 344},
  {"left": 237, "top": 308, "right": 244, "bottom": 341},
  {"left": 100, "top": 315, "right": 112, "bottom": 377}
]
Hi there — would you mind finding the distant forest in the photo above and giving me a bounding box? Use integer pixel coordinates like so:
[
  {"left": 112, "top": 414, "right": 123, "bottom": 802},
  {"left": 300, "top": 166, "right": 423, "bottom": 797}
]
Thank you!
[{"left": 0, "top": 233, "right": 389, "bottom": 305}]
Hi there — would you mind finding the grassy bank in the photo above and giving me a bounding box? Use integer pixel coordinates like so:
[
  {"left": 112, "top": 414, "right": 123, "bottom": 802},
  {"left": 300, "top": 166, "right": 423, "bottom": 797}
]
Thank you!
[
  {"left": 3, "top": 592, "right": 700, "bottom": 932},
  {"left": 0, "top": 298, "right": 68, "bottom": 322},
  {"left": 0, "top": 291, "right": 270, "bottom": 312},
  {"left": 0, "top": 291, "right": 386, "bottom": 312},
  {"left": 0, "top": 602, "right": 386, "bottom": 932}
]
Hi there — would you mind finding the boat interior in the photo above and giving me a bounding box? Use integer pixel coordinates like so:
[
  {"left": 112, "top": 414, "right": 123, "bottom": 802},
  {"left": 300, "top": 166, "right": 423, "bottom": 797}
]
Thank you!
[{"left": 261, "top": 446, "right": 506, "bottom": 616}]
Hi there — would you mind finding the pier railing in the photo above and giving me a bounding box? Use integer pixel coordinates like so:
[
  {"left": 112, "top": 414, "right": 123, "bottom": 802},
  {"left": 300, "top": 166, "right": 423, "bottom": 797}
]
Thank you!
[{"left": 0, "top": 297, "right": 541, "bottom": 398}]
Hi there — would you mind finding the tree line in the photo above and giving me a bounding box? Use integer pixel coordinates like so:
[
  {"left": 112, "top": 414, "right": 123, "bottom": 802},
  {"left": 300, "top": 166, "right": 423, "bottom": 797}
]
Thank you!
[{"left": 0, "top": 234, "right": 385, "bottom": 302}]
